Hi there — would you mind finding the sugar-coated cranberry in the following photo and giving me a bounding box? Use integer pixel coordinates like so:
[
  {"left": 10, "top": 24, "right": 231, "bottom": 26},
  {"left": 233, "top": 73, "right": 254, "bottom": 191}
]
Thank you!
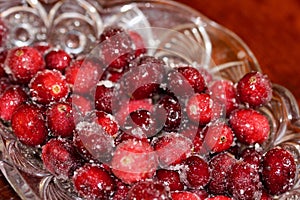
[
  {"left": 229, "top": 108, "right": 270, "bottom": 144},
  {"left": 4, "top": 46, "right": 45, "bottom": 84},
  {"left": 262, "top": 148, "right": 296, "bottom": 195},
  {"left": 208, "top": 152, "right": 236, "bottom": 195},
  {"left": 189, "top": 189, "right": 209, "bottom": 199},
  {"left": 127, "top": 180, "right": 170, "bottom": 200},
  {"left": 96, "top": 110, "right": 119, "bottom": 137},
  {"left": 112, "top": 178, "right": 130, "bottom": 200},
  {"left": 237, "top": 71, "right": 272, "bottom": 107},
  {"left": 73, "top": 163, "right": 115, "bottom": 200},
  {"left": 42, "top": 138, "right": 83, "bottom": 179},
  {"left": 155, "top": 169, "right": 184, "bottom": 191},
  {"left": 240, "top": 147, "right": 263, "bottom": 170},
  {"left": 157, "top": 95, "right": 182, "bottom": 132},
  {"left": 186, "top": 93, "right": 213, "bottom": 125},
  {"left": 128, "top": 30, "right": 146, "bottom": 57},
  {"left": 152, "top": 133, "right": 192, "bottom": 168},
  {"left": 11, "top": 104, "right": 47, "bottom": 146},
  {"left": 67, "top": 94, "right": 92, "bottom": 116},
  {"left": 46, "top": 102, "right": 75, "bottom": 138},
  {"left": 65, "top": 59, "right": 102, "bottom": 95},
  {"left": 182, "top": 155, "right": 210, "bottom": 189},
  {"left": 29, "top": 69, "right": 69, "bottom": 104},
  {"left": 210, "top": 80, "right": 238, "bottom": 116},
  {"left": 45, "top": 49, "right": 71, "bottom": 72},
  {"left": 33, "top": 42, "right": 52, "bottom": 55},
  {"left": 206, "top": 196, "right": 233, "bottom": 200},
  {"left": 202, "top": 121, "right": 234, "bottom": 153},
  {"left": 228, "top": 162, "right": 262, "bottom": 200},
  {"left": 114, "top": 129, "right": 148, "bottom": 146},
  {"left": 111, "top": 139, "right": 157, "bottom": 184},
  {"left": 0, "top": 86, "right": 27, "bottom": 122},
  {"left": 170, "top": 191, "right": 201, "bottom": 200}
]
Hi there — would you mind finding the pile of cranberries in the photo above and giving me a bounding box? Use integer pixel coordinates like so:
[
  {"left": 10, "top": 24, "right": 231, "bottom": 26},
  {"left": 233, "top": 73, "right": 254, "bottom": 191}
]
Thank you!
[{"left": 0, "top": 21, "right": 297, "bottom": 200}]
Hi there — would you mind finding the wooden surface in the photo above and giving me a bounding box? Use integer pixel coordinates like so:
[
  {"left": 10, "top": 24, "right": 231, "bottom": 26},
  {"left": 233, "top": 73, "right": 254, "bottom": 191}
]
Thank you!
[{"left": 1, "top": 0, "right": 300, "bottom": 199}]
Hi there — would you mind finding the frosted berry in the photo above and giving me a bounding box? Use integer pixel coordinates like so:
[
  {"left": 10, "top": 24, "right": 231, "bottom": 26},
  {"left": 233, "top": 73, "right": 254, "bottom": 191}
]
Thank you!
[
  {"left": 155, "top": 169, "right": 184, "bottom": 191},
  {"left": 94, "top": 83, "right": 115, "bottom": 113},
  {"left": 96, "top": 111, "right": 119, "bottom": 137},
  {"left": 240, "top": 147, "right": 262, "bottom": 170},
  {"left": 206, "top": 196, "right": 233, "bottom": 200},
  {"left": 237, "top": 71, "right": 272, "bottom": 107},
  {"left": 45, "top": 49, "right": 71, "bottom": 72},
  {"left": 170, "top": 191, "right": 201, "bottom": 200}
]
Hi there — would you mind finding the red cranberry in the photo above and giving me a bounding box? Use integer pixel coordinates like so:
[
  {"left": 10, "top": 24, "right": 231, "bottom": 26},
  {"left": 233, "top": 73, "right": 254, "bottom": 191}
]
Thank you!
[
  {"left": 45, "top": 49, "right": 71, "bottom": 72},
  {"left": 240, "top": 147, "right": 263, "bottom": 170},
  {"left": 155, "top": 169, "right": 184, "bottom": 191},
  {"left": 0, "top": 77, "right": 11, "bottom": 93},
  {"left": 42, "top": 138, "right": 83, "bottom": 179},
  {"left": 68, "top": 94, "right": 92, "bottom": 116},
  {"left": 73, "top": 163, "right": 115, "bottom": 200},
  {"left": 11, "top": 104, "right": 48, "bottom": 146},
  {"left": 29, "top": 69, "right": 69, "bottom": 104},
  {"left": 96, "top": 110, "right": 119, "bottom": 137},
  {"left": 127, "top": 180, "right": 170, "bottom": 200},
  {"left": 4, "top": 46, "right": 45, "bottom": 84},
  {"left": 0, "top": 86, "right": 27, "bottom": 122},
  {"left": 182, "top": 155, "right": 210, "bottom": 189},
  {"left": 170, "top": 191, "right": 201, "bottom": 200},
  {"left": 206, "top": 196, "right": 233, "bottom": 200},
  {"left": 229, "top": 108, "right": 270, "bottom": 144},
  {"left": 46, "top": 102, "right": 75, "bottom": 138},
  {"left": 228, "top": 162, "right": 262, "bottom": 200},
  {"left": 237, "top": 71, "right": 272, "bottom": 107},
  {"left": 112, "top": 178, "right": 130, "bottom": 200},
  {"left": 152, "top": 133, "right": 192, "bottom": 168},
  {"left": 94, "top": 82, "right": 115, "bottom": 114},
  {"left": 111, "top": 139, "right": 157, "bottom": 184},
  {"left": 262, "top": 148, "right": 296, "bottom": 195}
]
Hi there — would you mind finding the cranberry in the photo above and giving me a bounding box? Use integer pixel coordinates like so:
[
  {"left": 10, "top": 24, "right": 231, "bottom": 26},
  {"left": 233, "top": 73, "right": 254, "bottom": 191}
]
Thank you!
[
  {"left": 229, "top": 108, "right": 270, "bottom": 144},
  {"left": 112, "top": 178, "right": 130, "bottom": 200},
  {"left": 68, "top": 94, "right": 92, "bottom": 116},
  {"left": 29, "top": 69, "right": 69, "bottom": 104},
  {"left": 182, "top": 155, "right": 210, "bottom": 189},
  {"left": 202, "top": 121, "right": 234, "bottom": 153},
  {"left": 228, "top": 162, "right": 262, "bottom": 200},
  {"left": 94, "top": 82, "right": 115, "bottom": 114},
  {"left": 33, "top": 42, "right": 52, "bottom": 55},
  {"left": 206, "top": 196, "right": 233, "bottom": 200},
  {"left": 155, "top": 169, "right": 184, "bottom": 191},
  {"left": 170, "top": 191, "right": 201, "bottom": 200},
  {"left": 0, "top": 77, "right": 11, "bottom": 93},
  {"left": 237, "top": 71, "right": 272, "bottom": 107},
  {"left": 262, "top": 148, "right": 296, "bottom": 195},
  {"left": 45, "top": 49, "right": 71, "bottom": 72},
  {"left": 73, "top": 163, "right": 115, "bottom": 200},
  {"left": 42, "top": 138, "right": 83, "bottom": 179},
  {"left": 240, "top": 147, "right": 263, "bottom": 170},
  {"left": 4, "top": 46, "right": 45, "bottom": 84},
  {"left": 46, "top": 102, "right": 75, "bottom": 138},
  {"left": 96, "top": 110, "right": 119, "bottom": 137},
  {"left": 0, "top": 51, "right": 8, "bottom": 78},
  {"left": 152, "top": 133, "right": 192, "bottom": 168},
  {"left": 114, "top": 130, "right": 148, "bottom": 146},
  {"left": 208, "top": 152, "right": 236, "bottom": 195},
  {"left": 127, "top": 180, "right": 170, "bottom": 200},
  {"left": 0, "top": 86, "right": 27, "bottom": 122},
  {"left": 11, "top": 104, "right": 48, "bottom": 146},
  {"left": 111, "top": 139, "right": 157, "bottom": 184}
]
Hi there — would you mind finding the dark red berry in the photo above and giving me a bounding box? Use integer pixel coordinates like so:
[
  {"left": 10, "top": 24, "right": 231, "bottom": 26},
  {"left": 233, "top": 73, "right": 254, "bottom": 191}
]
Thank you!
[
  {"left": 0, "top": 18, "right": 8, "bottom": 47},
  {"left": 228, "top": 162, "right": 262, "bottom": 200},
  {"left": 46, "top": 102, "right": 75, "bottom": 137},
  {"left": 210, "top": 80, "right": 238, "bottom": 116},
  {"left": 229, "top": 108, "right": 270, "bottom": 144},
  {"left": 208, "top": 152, "right": 236, "bottom": 195},
  {"left": 189, "top": 189, "right": 209, "bottom": 199},
  {"left": 42, "top": 138, "right": 83, "bottom": 179},
  {"left": 262, "top": 148, "right": 296, "bottom": 195},
  {"left": 94, "top": 83, "right": 115, "bottom": 113},
  {"left": 240, "top": 147, "right": 262, "bottom": 170},
  {"left": 182, "top": 155, "right": 210, "bottom": 189},
  {"left": 73, "top": 163, "right": 115, "bottom": 200},
  {"left": 111, "top": 139, "right": 157, "bottom": 184},
  {"left": 96, "top": 110, "right": 119, "bottom": 137},
  {"left": 170, "top": 191, "right": 201, "bottom": 200},
  {"left": 237, "top": 71, "right": 272, "bottom": 107},
  {"left": 127, "top": 180, "right": 169, "bottom": 200},
  {"left": 0, "top": 86, "right": 27, "bottom": 122},
  {"left": 186, "top": 93, "right": 213, "bottom": 125},
  {"left": 128, "top": 30, "right": 146, "bottom": 57},
  {"left": 0, "top": 77, "right": 11, "bottom": 93},
  {"left": 152, "top": 133, "right": 192, "bottom": 168},
  {"left": 29, "top": 69, "right": 69, "bottom": 104},
  {"left": 4, "top": 46, "right": 45, "bottom": 84},
  {"left": 11, "top": 104, "right": 47, "bottom": 146},
  {"left": 155, "top": 169, "right": 184, "bottom": 191},
  {"left": 45, "top": 49, "right": 71, "bottom": 72},
  {"left": 33, "top": 42, "right": 52, "bottom": 55},
  {"left": 202, "top": 122, "right": 234, "bottom": 153},
  {"left": 0, "top": 51, "right": 8, "bottom": 78},
  {"left": 112, "top": 178, "right": 130, "bottom": 200}
]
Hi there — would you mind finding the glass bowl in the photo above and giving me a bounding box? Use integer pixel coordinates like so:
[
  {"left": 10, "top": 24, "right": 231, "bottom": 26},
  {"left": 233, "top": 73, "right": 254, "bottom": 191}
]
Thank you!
[{"left": 0, "top": 0, "right": 299, "bottom": 199}]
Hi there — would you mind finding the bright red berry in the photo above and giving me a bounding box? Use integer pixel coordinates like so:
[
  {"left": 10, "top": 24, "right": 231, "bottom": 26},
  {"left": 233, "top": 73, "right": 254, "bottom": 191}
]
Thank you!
[
  {"left": 229, "top": 108, "right": 270, "bottom": 144},
  {"left": 240, "top": 147, "right": 263, "bottom": 170},
  {"left": 182, "top": 155, "right": 210, "bottom": 189},
  {"left": 237, "top": 71, "right": 272, "bottom": 107},
  {"left": 46, "top": 102, "right": 75, "bottom": 138},
  {"left": 96, "top": 110, "right": 119, "bottom": 137},
  {"left": 111, "top": 139, "right": 157, "bottom": 184},
  {"left": 4, "top": 46, "right": 45, "bottom": 84},
  {"left": 95, "top": 82, "right": 115, "bottom": 114},
  {"left": 45, "top": 49, "right": 71, "bottom": 72},
  {"left": 73, "top": 163, "right": 115, "bottom": 200},
  {"left": 42, "top": 138, "right": 83, "bottom": 179},
  {"left": 11, "top": 104, "right": 47, "bottom": 146},
  {"left": 155, "top": 169, "right": 184, "bottom": 191},
  {"left": 262, "top": 148, "right": 296, "bottom": 195},
  {"left": 170, "top": 191, "right": 201, "bottom": 200},
  {"left": 29, "top": 69, "right": 69, "bottom": 104},
  {"left": 0, "top": 86, "right": 27, "bottom": 122}
]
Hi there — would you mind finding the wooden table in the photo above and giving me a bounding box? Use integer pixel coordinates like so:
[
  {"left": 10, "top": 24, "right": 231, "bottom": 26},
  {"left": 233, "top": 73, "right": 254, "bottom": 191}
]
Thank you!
[{"left": 1, "top": 0, "right": 300, "bottom": 199}]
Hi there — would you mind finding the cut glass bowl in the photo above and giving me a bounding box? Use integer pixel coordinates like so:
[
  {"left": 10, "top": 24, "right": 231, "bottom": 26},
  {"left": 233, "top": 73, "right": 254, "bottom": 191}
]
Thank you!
[{"left": 0, "top": 0, "right": 299, "bottom": 199}]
